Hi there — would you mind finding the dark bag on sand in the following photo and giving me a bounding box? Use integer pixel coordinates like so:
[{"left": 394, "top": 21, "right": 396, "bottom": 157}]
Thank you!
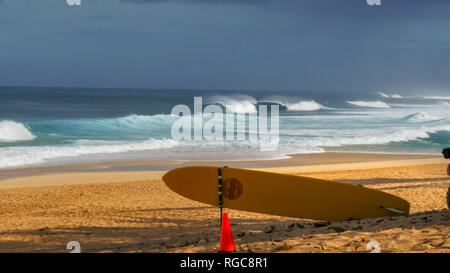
[
  {"left": 443, "top": 147, "right": 450, "bottom": 159},
  {"left": 443, "top": 148, "right": 450, "bottom": 209},
  {"left": 447, "top": 187, "right": 450, "bottom": 210}
]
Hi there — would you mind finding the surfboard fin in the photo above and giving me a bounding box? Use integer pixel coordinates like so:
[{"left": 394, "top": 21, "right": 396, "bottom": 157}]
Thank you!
[{"left": 380, "top": 206, "right": 407, "bottom": 215}]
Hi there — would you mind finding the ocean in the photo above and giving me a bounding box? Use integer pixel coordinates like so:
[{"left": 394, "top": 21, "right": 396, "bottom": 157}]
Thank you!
[{"left": 0, "top": 86, "right": 449, "bottom": 169}]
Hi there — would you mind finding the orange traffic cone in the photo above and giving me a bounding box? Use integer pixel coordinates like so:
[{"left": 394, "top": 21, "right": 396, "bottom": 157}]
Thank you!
[{"left": 219, "top": 212, "right": 236, "bottom": 252}]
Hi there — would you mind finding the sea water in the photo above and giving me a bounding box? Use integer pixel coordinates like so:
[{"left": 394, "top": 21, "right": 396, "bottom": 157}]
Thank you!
[{"left": 0, "top": 86, "right": 449, "bottom": 169}]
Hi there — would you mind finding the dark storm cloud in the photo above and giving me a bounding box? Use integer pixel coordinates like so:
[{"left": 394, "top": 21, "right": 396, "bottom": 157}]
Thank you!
[
  {"left": 120, "top": 0, "right": 269, "bottom": 5},
  {"left": 1, "top": 0, "right": 450, "bottom": 92},
  {"left": 118, "top": 0, "right": 450, "bottom": 18}
]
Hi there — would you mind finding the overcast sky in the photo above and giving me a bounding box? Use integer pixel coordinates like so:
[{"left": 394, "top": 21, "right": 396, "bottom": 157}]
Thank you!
[{"left": 0, "top": 0, "right": 449, "bottom": 94}]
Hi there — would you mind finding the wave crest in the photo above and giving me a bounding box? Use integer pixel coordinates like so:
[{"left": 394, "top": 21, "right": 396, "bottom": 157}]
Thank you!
[
  {"left": 283, "top": 100, "right": 325, "bottom": 111},
  {"left": 0, "top": 120, "right": 36, "bottom": 142},
  {"left": 0, "top": 138, "right": 179, "bottom": 168},
  {"left": 347, "top": 100, "right": 391, "bottom": 108},
  {"left": 281, "top": 125, "right": 450, "bottom": 147},
  {"left": 260, "top": 96, "right": 328, "bottom": 111},
  {"left": 377, "top": 92, "right": 402, "bottom": 99},
  {"left": 403, "top": 112, "right": 441, "bottom": 123},
  {"left": 204, "top": 95, "right": 257, "bottom": 114}
]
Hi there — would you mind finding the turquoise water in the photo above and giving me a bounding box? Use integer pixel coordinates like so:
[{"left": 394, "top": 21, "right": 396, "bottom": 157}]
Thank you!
[{"left": 0, "top": 86, "right": 449, "bottom": 169}]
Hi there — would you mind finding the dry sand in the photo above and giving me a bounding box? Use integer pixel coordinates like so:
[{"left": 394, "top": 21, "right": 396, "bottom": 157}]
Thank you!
[{"left": 0, "top": 153, "right": 449, "bottom": 253}]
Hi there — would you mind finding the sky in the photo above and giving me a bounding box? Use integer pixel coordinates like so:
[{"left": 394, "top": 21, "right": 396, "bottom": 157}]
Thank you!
[{"left": 0, "top": 0, "right": 449, "bottom": 94}]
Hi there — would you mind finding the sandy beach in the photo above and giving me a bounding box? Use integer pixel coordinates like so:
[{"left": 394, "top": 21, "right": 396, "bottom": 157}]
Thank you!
[{"left": 0, "top": 153, "right": 449, "bottom": 253}]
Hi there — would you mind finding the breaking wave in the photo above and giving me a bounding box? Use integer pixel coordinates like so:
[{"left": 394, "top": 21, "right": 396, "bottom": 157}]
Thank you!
[
  {"left": 204, "top": 95, "right": 257, "bottom": 114},
  {"left": 377, "top": 92, "right": 402, "bottom": 99},
  {"left": 347, "top": 100, "right": 391, "bottom": 108},
  {"left": 281, "top": 125, "right": 450, "bottom": 147},
  {"left": 403, "top": 112, "right": 442, "bottom": 123},
  {"left": 0, "top": 138, "right": 179, "bottom": 168},
  {"left": 259, "top": 96, "right": 330, "bottom": 111},
  {"left": 0, "top": 120, "right": 36, "bottom": 142}
]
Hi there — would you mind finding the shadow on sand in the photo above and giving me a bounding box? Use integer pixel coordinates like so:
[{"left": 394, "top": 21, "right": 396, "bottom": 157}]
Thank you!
[{"left": 0, "top": 206, "right": 448, "bottom": 253}]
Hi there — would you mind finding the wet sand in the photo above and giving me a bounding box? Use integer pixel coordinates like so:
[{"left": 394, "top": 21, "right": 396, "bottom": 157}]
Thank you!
[{"left": 0, "top": 153, "right": 449, "bottom": 253}]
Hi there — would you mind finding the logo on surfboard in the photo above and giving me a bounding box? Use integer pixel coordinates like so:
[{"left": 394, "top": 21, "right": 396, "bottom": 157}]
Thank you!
[{"left": 223, "top": 178, "right": 243, "bottom": 200}]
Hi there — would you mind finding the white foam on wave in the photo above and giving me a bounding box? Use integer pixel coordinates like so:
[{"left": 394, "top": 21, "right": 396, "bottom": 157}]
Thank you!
[
  {"left": 420, "top": 95, "right": 450, "bottom": 100},
  {"left": 378, "top": 92, "right": 390, "bottom": 98},
  {"left": 203, "top": 95, "right": 333, "bottom": 113},
  {"left": 0, "top": 138, "right": 179, "bottom": 168},
  {"left": 204, "top": 95, "right": 329, "bottom": 113},
  {"left": 76, "top": 114, "right": 176, "bottom": 130},
  {"left": 280, "top": 100, "right": 325, "bottom": 111},
  {"left": 281, "top": 125, "right": 450, "bottom": 147},
  {"left": 260, "top": 96, "right": 328, "bottom": 111},
  {"left": 0, "top": 120, "right": 36, "bottom": 142},
  {"left": 204, "top": 95, "right": 257, "bottom": 114},
  {"left": 347, "top": 100, "right": 391, "bottom": 108},
  {"left": 377, "top": 92, "right": 402, "bottom": 99},
  {"left": 403, "top": 112, "right": 441, "bottom": 123}
]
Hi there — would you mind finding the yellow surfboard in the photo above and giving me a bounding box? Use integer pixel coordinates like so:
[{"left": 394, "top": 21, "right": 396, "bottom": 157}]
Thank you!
[{"left": 163, "top": 166, "right": 410, "bottom": 221}]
